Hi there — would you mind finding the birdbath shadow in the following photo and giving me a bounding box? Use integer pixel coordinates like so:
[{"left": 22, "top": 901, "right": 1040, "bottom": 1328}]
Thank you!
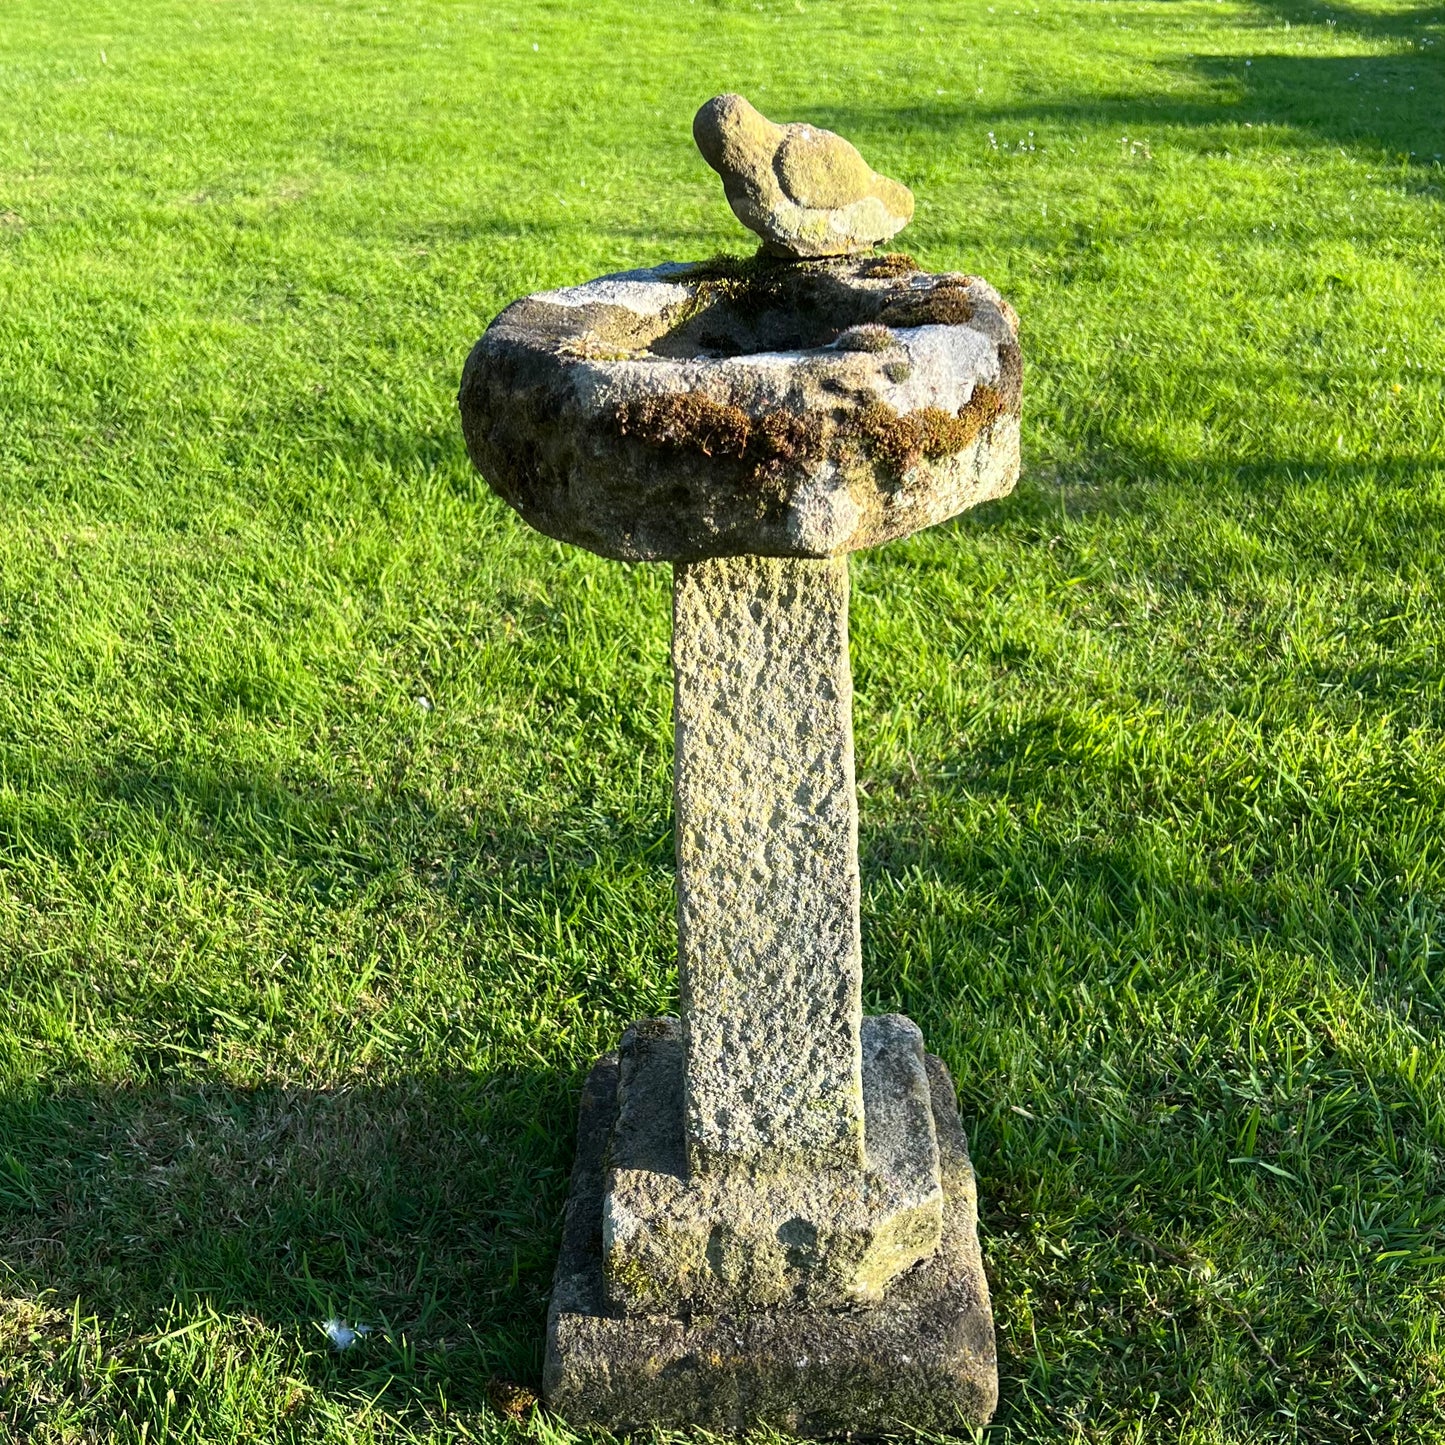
[{"left": 459, "top": 95, "right": 1022, "bottom": 1437}]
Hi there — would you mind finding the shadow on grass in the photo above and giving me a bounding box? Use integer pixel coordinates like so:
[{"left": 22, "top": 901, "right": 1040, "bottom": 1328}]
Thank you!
[
  {"left": 0, "top": 1078, "right": 592, "bottom": 1441},
  {"left": 2, "top": 645, "right": 1442, "bottom": 1440},
  {"left": 819, "top": 0, "right": 1444, "bottom": 173},
  {"left": 0, "top": 750, "right": 670, "bottom": 1405},
  {"left": 0, "top": 1070, "right": 572, "bottom": 1396},
  {"left": 3, "top": 443, "right": 1442, "bottom": 1430},
  {"left": 1247, "top": 0, "right": 1444, "bottom": 46}
]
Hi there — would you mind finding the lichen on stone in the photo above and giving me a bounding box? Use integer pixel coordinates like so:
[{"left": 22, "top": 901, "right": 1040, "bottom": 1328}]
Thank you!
[
  {"left": 693, "top": 94, "right": 914, "bottom": 258},
  {"left": 559, "top": 337, "right": 646, "bottom": 362}
]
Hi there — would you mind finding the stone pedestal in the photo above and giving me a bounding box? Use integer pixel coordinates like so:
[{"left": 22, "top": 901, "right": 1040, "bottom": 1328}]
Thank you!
[
  {"left": 546, "top": 1044, "right": 996, "bottom": 1436},
  {"left": 673, "top": 557, "right": 864, "bottom": 1180},
  {"left": 543, "top": 557, "right": 997, "bottom": 1431},
  {"left": 458, "top": 239, "right": 1022, "bottom": 1433}
]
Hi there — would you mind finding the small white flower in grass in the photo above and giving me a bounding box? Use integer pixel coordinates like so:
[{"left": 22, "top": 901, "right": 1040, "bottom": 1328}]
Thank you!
[
  {"left": 323, "top": 1318, "right": 372, "bottom": 1351},
  {"left": 414, "top": 694, "right": 433, "bottom": 712}
]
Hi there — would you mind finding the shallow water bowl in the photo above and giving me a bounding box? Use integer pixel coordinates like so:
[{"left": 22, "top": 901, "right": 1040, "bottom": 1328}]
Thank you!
[{"left": 458, "top": 254, "right": 1023, "bottom": 562}]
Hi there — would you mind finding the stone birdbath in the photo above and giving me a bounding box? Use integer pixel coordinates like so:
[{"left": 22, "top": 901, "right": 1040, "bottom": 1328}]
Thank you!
[{"left": 459, "top": 95, "right": 1022, "bottom": 1435}]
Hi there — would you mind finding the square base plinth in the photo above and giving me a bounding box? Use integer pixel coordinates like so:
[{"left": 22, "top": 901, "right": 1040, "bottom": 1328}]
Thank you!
[{"left": 544, "top": 1028, "right": 998, "bottom": 1436}]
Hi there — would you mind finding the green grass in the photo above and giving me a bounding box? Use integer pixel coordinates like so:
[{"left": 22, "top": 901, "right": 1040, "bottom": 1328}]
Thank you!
[{"left": 1, "top": 0, "right": 1443, "bottom": 1438}]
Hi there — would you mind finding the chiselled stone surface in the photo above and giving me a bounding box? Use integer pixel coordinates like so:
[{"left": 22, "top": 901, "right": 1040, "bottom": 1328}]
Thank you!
[
  {"left": 693, "top": 93, "right": 914, "bottom": 258},
  {"left": 601, "top": 1015, "right": 941, "bottom": 1314},
  {"left": 546, "top": 1047, "right": 998, "bottom": 1435},
  {"left": 673, "top": 554, "right": 862, "bottom": 1174},
  {"left": 458, "top": 255, "right": 1023, "bottom": 562}
]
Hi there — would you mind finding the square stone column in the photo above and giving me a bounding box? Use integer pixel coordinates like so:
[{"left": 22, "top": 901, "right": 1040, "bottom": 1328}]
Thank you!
[
  {"left": 544, "top": 554, "right": 997, "bottom": 1431},
  {"left": 673, "top": 555, "right": 864, "bottom": 1176}
]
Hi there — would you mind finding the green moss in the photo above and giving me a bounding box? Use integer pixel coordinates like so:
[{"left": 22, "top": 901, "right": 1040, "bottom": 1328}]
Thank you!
[
  {"left": 835, "top": 324, "right": 895, "bottom": 353},
  {"left": 877, "top": 283, "right": 974, "bottom": 328},
  {"left": 677, "top": 250, "right": 814, "bottom": 317},
  {"left": 681, "top": 249, "right": 793, "bottom": 285},
  {"left": 602, "top": 1250, "right": 665, "bottom": 1310},
  {"left": 850, "top": 386, "right": 1007, "bottom": 474}
]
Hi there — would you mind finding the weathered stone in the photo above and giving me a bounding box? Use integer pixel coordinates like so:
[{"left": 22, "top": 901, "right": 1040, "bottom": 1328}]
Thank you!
[
  {"left": 461, "top": 128, "right": 1015, "bottom": 1429},
  {"left": 546, "top": 1048, "right": 997, "bottom": 1435},
  {"left": 601, "top": 1015, "right": 942, "bottom": 1314},
  {"left": 458, "top": 255, "right": 1023, "bottom": 562},
  {"left": 673, "top": 554, "right": 862, "bottom": 1175},
  {"left": 693, "top": 94, "right": 914, "bottom": 258}
]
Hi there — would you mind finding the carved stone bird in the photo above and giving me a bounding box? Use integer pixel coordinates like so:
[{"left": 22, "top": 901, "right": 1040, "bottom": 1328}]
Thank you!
[{"left": 693, "top": 93, "right": 914, "bottom": 258}]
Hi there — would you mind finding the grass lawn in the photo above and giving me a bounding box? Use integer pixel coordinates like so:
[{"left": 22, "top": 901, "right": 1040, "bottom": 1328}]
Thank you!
[{"left": 2, "top": 0, "right": 1444, "bottom": 1439}]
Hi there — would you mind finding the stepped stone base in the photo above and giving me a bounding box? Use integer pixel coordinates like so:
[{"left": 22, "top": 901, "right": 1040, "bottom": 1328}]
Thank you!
[
  {"left": 602, "top": 1014, "right": 944, "bottom": 1314},
  {"left": 544, "top": 1035, "right": 997, "bottom": 1436}
]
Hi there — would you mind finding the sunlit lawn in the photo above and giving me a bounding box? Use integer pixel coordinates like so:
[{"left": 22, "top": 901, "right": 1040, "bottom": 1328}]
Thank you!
[{"left": 2, "top": 0, "right": 1444, "bottom": 1439}]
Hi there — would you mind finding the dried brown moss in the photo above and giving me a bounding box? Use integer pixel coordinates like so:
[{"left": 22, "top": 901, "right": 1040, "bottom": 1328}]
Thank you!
[
  {"left": 857, "top": 252, "right": 922, "bottom": 278},
  {"left": 614, "top": 381, "right": 1008, "bottom": 484},
  {"left": 835, "top": 324, "right": 896, "bottom": 353},
  {"left": 876, "top": 284, "right": 975, "bottom": 328},
  {"left": 615, "top": 393, "right": 824, "bottom": 469},
  {"left": 611, "top": 262, "right": 1018, "bottom": 482},
  {"left": 753, "top": 408, "right": 828, "bottom": 465},
  {"left": 616, "top": 393, "right": 752, "bottom": 458},
  {"left": 997, "top": 336, "right": 1024, "bottom": 412},
  {"left": 850, "top": 385, "right": 1006, "bottom": 475}
]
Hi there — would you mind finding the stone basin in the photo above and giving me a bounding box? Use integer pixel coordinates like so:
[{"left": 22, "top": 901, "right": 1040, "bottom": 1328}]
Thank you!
[{"left": 458, "top": 254, "right": 1022, "bottom": 562}]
